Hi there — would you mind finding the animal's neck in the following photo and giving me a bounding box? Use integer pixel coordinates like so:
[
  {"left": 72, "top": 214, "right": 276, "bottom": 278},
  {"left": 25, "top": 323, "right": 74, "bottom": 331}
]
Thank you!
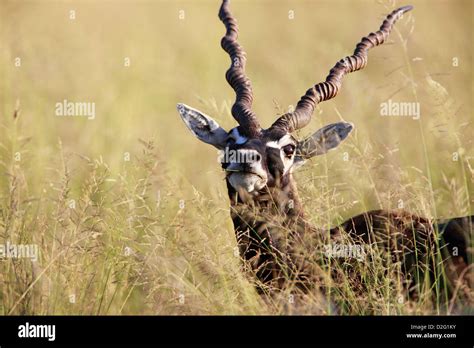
[
  {"left": 227, "top": 174, "right": 321, "bottom": 289},
  {"left": 227, "top": 174, "right": 305, "bottom": 222}
]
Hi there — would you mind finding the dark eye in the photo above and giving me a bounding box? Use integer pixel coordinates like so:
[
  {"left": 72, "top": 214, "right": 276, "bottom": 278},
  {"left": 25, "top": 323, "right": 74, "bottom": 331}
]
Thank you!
[{"left": 282, "top": 144, "right": 295, "bottom": 158}]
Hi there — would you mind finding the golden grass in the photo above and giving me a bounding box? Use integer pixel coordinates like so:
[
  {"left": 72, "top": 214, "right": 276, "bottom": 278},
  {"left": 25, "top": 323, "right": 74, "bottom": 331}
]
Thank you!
[{"left": 0, "top": 0, "right": 472, "bottom": 314}]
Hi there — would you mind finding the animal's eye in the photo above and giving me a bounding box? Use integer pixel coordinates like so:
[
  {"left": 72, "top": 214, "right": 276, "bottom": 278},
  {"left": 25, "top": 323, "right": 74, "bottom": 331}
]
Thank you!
[{"left": 282, "top": 144, "right": 296, "bottom": 158}]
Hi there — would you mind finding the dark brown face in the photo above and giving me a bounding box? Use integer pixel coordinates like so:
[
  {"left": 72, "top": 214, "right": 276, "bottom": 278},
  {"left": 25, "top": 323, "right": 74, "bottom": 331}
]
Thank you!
[
  {"left": 177, "top": 103, "right": 354, "bottom": 195},
  {"left": 219, "top": 128, "right": 299, "bottom": 194}
]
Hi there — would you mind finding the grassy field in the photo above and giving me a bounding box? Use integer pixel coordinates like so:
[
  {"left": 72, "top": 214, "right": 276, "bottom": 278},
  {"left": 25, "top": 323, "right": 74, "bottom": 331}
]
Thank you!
[{"left": 0, "top": 0, "right": 472, "bottom": 315}]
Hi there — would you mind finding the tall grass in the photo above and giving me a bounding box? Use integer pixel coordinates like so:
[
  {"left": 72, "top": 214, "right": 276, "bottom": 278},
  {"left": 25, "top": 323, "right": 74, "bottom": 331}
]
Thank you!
[{"left": 0, "top": 0, "right": 472, "bottom": 314}]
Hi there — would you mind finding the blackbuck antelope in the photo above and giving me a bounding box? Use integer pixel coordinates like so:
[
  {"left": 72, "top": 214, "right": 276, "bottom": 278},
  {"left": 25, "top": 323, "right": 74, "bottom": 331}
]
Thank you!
[{"left": 177, "top": 0, "right": 473, "bottom": 306}]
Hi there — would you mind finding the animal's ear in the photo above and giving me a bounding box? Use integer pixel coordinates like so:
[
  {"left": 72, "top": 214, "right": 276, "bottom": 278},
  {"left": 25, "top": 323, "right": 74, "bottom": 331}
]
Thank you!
[
  {"left": 295, "top": 122, "right": 354, "bottom": 163},
  {"left": 177, "top": 103, "right": 229, "bottom": 149}
]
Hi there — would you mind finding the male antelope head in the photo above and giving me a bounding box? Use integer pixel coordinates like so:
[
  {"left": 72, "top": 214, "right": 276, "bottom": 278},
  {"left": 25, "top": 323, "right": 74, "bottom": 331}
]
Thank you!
[{"left": 177, "top": 0, "right": 412, "bottom": 210}]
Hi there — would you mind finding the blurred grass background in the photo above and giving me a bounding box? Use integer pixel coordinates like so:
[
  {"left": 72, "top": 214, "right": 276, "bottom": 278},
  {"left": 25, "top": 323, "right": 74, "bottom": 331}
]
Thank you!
[{"left": 0, "top": 0, "right": 472, "bottom": 314}]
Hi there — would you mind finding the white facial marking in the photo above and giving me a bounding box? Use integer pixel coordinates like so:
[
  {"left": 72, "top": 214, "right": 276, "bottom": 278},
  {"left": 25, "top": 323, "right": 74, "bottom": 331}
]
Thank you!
[
  {"left": 265, "top": 134, "right": 294, "bottom": 149},
  {"left": 228, "top": 172, "right": 266, "bottom": 193},
  {"left": 225, "top": 148, "right": 267, "bottom": 193},
  {"left": 265, "top": 134, "right": 297, "bottom": 175}
]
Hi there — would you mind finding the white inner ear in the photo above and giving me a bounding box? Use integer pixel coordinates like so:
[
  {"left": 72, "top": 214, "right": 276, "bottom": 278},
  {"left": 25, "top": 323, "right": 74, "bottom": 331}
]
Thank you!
[
  {"left": 177, "top": 103, "right": 219, "bottom": 132},
  {"left": 177, "top": 103, "right": 229, "bottom": 149},
  {"left": 265, "top": 134, "right": 296, "bottom": 175}
]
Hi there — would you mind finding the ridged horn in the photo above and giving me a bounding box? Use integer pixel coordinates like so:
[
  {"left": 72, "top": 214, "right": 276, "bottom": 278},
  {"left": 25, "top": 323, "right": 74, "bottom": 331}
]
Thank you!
[
  {"left": 219, "top": 0, "right": 261, "bottom": 137},
  {"left": 271, "top": 6, "right": 413, "bottom": 133}
]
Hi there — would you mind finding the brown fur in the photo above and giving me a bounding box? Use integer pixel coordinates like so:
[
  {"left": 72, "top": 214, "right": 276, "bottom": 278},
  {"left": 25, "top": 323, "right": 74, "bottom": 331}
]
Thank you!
[{"left": 229, "top": 175, "right": 473, "bottom": 306}]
